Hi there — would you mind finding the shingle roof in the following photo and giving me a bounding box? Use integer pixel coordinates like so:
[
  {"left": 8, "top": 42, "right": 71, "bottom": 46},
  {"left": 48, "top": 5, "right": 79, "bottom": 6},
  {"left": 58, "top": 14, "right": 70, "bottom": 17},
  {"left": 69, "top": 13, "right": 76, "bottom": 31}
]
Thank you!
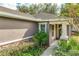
[
  {"left": 0, "top": 6, "right": 72, "bottom": 22},
  {"left": 0, "top": 6, "right": 38, "bottom": 22},
  {"left": 0, "top": 6, "right": 35, "bottom": 18},
  {"left": 33, "top": 12, "right": 72, "bottom": 21},
  {"left": 25, "top": 13, "right": 35, "bottom": 18},
  {"left": 34, "top": 12, "right": 58, "bottom": 20}
]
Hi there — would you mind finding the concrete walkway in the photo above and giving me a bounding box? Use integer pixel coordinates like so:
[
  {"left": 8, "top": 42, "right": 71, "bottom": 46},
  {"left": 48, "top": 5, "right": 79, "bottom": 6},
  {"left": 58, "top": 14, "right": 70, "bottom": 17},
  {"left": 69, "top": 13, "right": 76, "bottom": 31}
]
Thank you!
[{"left": 41, "top": 40, "right": 58, "bottom": 56}]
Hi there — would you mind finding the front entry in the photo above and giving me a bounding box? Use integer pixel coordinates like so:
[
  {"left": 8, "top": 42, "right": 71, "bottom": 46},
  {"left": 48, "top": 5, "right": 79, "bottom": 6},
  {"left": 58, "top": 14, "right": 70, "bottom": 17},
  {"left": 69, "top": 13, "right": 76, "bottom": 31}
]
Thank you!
[
  {"left": 49, "top": 24, "right": 62, "bottom": 46},
  {"left": 49, "top": 22, "right": 70, "bottom": 46},
  {"left": 55, "top": 24, "right": 62, "bottom": 40}
]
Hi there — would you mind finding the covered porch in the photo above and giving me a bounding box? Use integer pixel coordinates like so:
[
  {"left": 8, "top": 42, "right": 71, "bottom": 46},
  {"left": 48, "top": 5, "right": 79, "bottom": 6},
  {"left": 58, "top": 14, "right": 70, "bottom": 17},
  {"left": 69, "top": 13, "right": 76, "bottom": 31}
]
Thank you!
[
  {"left": 38, "top": 20, "right": 72, "bottom": 46},
  {"left": 49, "top": 21, "right": 71, "bottom": 45}
]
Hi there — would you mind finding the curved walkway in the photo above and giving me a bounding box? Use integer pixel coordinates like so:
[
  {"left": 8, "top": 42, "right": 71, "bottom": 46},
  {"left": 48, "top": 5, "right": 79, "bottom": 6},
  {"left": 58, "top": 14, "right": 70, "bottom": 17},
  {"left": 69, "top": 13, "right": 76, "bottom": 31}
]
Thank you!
[{"left": 41, "top": 40, "right": 58, "bottom": 56}]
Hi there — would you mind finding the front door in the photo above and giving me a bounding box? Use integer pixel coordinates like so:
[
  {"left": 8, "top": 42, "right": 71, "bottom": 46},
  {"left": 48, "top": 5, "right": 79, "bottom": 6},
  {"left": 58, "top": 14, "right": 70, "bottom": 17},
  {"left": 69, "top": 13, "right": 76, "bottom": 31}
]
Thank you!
[{"left": 56, "top": 24, "right": 62, "bottom": 40}]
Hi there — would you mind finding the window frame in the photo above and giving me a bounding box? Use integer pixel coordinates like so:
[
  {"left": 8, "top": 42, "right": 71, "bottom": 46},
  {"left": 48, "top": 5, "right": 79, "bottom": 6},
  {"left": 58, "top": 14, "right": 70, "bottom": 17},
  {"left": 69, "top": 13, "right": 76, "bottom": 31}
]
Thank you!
[{"left": 39, "top": 22, "right": 47, "bottom": 32}]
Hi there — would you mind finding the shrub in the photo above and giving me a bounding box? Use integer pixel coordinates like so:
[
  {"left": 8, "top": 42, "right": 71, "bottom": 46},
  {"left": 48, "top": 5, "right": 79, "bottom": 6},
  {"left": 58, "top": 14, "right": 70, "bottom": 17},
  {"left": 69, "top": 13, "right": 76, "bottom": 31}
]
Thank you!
[
  {"left": 0, "top": 35, "right": 47, "bottom": 56},
  {"left": 0, "top": 43, "right": 45, "bottom": 56},
  {"left": 76, "top": 32, "right": 79, "bottom": 36},
  {"left": 72, "top": 31, "right": 79, "bottom": 36},
  {"left": 32, "top": 31, "right": 48, "bottom": 47},
  {"left": 18, "top": 46, "right": 45, "bottom": 56},
  {"left": 54, "top": 38, "right": 79, "bottom": 56},
  {"left": 0, "top": 42, "right": 31, "bottom": 56}
]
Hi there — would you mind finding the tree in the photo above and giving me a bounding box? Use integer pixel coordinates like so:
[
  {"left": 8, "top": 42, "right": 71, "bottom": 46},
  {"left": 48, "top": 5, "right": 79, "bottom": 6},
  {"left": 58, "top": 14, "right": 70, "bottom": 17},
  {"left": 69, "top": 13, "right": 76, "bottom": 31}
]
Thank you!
[
  {"left": 60, "top": 3, "right": 79, "bottom": 17},
  {"left": 43, "top": 3, "right": 58, "bottom": 15},
  {"left": 16, "top": 3, "right": 29, "bottom": 13},
  {"left": 60, "top": 3, "right": 79, "bottom": 31},
  {"left": 16, "top": 3, "right": 58, "bottom": 15}
]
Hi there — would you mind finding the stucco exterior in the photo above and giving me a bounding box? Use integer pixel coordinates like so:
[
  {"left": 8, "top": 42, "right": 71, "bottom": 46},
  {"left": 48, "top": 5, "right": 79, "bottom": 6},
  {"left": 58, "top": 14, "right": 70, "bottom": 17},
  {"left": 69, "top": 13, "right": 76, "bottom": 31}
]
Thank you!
[{"left": 0, "top": 17, "right": 38, "bottom": 43}]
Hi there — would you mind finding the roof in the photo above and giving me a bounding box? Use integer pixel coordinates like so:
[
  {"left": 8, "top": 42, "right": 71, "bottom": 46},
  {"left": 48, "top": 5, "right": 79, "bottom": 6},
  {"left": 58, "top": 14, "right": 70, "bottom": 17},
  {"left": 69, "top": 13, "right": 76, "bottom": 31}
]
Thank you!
[
  {"left": 0, "top": 6, "right": 34, "bottom": 18},
  {"left": 0, "top": 6, "right": 37, "bottom": 22},
  {"left": 34, "top": 12, "right": 58, "bottom": 20},
  {"left": 34, "top": 12, "right": 72, "bottom": 22},
  {"left": 0, "top": 6, "right": 72, "bottom": 22}
]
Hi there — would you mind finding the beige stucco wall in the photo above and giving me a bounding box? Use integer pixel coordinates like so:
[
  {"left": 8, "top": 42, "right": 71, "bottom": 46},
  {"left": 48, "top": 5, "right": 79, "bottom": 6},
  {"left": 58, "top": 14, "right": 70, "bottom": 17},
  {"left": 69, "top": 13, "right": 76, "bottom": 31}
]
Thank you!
[{"left": 0, "top": 17, "right": 38, "bottom": 43}]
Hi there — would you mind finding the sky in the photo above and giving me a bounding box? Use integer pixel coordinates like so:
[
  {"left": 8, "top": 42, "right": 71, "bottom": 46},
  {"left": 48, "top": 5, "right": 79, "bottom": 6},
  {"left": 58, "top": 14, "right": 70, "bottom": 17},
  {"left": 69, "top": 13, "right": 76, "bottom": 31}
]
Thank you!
[
  {"left": 0, "top": 3, "right": 62, "bottom": 10},
  {"left": 0, "top": 0, "right": 64, "bottom": 10},
  {"left": 0, "top": 0, "right": 79, "bottom": 10}
]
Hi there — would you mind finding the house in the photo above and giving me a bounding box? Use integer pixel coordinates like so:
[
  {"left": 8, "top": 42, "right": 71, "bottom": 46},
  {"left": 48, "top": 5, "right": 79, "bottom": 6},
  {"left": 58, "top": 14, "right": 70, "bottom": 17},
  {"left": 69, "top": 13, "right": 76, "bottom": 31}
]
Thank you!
[{"left": 0, "top": 6, "right": 73, "bottom": 46}]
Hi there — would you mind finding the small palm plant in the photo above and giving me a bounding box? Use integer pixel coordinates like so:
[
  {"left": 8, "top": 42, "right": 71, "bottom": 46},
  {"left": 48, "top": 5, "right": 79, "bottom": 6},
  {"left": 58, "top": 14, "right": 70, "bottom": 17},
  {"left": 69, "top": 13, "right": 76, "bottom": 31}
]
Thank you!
[{"left": 32, "top": 31, "right": 48, "bottom": 47}]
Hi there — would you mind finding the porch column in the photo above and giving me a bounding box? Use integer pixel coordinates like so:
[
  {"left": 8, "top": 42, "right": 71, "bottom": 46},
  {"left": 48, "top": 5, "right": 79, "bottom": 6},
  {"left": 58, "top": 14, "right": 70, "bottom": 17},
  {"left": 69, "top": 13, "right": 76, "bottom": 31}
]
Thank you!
[
  {"left": 49, "top": 25, "right": 52, "bottom": 46},
  {"left": 69, "top": 25, "right": 72, "bottom": 37},
  {"left": 60, "top": 24, "right": 68, "bottom": 40},
  {"left": 38, "top": 23, "right": 41, "bottom": 32}
]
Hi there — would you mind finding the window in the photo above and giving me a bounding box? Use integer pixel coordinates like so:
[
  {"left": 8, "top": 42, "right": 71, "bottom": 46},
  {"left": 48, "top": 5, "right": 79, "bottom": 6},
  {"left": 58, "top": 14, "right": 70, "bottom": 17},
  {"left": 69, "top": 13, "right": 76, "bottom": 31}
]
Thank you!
[
  {"left": 41, "top": 24, "right": 45, "bottom": 32},
  {"left": 39, "top": 23, "right": 47, "bottom": 32}
]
